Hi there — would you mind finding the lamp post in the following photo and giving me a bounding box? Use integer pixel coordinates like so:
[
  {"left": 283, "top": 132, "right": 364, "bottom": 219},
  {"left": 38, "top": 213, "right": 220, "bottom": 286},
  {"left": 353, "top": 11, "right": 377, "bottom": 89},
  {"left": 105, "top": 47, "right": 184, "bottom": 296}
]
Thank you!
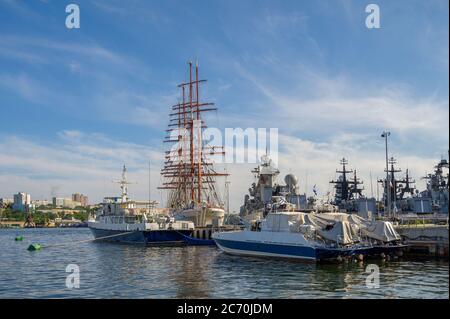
[{"left": 381, "top": 131, "right": 391, "bottom": 219}]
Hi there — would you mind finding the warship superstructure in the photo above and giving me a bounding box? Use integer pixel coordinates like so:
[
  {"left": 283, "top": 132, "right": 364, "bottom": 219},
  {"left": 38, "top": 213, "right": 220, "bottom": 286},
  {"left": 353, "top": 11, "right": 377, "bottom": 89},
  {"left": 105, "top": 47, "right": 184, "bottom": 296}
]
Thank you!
[
  {"left": 376, "top": 156, "right": 449, "bottom": 215},
  {"left": 159, "top": 62, "right": 228, "bottom": 227},
  {"left": 329, "top": 158, "right": 376, "bottom": 218},
  {"left": 420, "top": 158, "right": 449, "bottom": 214},
  {"left": 378, "top": 157, "right": 416, "bottom": 214},
  {"left": 239, "top": 155, "right": 308, "bottom": 223},
  {"left": 218, "top": 159, "right": 406, "bottom": 261}
]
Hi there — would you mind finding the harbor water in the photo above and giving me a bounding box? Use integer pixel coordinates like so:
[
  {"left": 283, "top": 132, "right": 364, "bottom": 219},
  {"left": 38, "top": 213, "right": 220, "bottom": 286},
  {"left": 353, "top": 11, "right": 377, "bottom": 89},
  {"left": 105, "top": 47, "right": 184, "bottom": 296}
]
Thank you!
[{"left": 0, "top": 228, "right": 448, "bottom": 299}]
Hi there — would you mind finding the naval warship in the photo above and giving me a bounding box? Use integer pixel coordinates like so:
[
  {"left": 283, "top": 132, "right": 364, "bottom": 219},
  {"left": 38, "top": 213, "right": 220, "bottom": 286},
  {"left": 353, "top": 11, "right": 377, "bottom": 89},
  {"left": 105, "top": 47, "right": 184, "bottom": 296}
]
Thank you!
[
  {"left": 329, "top": 158, "right": 377, "bottom": 218},
  {"left": 220, "top": 157, "right": 406, "bottom": 261},
  {"left": 239, "top": 154, "right": 308, "bottom": 223},
  {"left": 419, "top": 157, "right": 449, "bottom": 214},
  {"left": 376, "top": 155, "right": 449, "bottom": 216}
]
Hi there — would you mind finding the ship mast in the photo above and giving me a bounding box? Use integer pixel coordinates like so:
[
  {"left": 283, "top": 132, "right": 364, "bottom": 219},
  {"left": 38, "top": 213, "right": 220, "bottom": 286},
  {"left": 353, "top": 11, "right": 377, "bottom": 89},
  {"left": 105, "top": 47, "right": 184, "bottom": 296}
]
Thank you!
[
  {"left": 398, "top": 168, "right": 415, "bottom": 199},
  {"left": 159, "top": 61, "right": 228, "bottom": 210},
  {"left": 378, "top": 157, "right": 402, "bottom": 208},
  {"left": 350, "top": 169, "right": 364, "bottom": 199},
  {"left": 330, "top": 158, "right": 353, "bottom": 205},
  {"left": 115, "top": 164, "right": 132, "bottom": 203}
]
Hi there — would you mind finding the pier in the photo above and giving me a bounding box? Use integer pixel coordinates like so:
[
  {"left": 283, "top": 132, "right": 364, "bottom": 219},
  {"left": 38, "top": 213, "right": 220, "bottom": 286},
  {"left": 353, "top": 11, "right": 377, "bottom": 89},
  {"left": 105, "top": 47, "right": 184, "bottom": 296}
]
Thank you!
[
  {"left": 0, "top": 221, "right": 25, "bottom": 228},
  {"left": 395, "top": 222, "right": 449, "bottom": 258}
]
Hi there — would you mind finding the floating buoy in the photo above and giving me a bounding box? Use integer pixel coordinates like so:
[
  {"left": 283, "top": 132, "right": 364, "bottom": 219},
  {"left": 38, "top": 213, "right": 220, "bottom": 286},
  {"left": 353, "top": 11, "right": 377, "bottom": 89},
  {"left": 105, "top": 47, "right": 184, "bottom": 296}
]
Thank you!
[
  {"left": 27, "top": 243, "right": 42, "bottom": 251},
  {"left": 15, "top": 236, "right": 24, "bottom": 241}
]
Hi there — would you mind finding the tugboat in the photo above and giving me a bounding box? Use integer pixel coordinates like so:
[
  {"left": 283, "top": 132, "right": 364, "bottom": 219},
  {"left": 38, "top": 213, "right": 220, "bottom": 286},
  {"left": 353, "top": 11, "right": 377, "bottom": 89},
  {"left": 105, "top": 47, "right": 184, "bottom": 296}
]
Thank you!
[{"left": 88, "top": 165, "right": 202, "bottom": 245}]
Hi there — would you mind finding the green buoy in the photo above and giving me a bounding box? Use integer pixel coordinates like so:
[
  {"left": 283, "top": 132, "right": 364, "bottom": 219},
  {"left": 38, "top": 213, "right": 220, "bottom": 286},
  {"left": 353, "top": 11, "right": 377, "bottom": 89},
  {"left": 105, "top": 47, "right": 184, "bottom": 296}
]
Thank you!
[
  {"left": 27, "top": 243, "right": 42, "bottom": 251},
  {"left": 15, "top": 236, "right": 24, "bottom": 241}
]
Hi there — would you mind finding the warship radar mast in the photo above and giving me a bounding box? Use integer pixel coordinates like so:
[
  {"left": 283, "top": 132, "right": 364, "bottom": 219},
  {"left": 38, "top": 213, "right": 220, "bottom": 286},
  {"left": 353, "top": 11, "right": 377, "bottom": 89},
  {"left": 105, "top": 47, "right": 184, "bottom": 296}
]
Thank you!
[{"left": 330, "top": 158, "right": 364, "bottom": 207}]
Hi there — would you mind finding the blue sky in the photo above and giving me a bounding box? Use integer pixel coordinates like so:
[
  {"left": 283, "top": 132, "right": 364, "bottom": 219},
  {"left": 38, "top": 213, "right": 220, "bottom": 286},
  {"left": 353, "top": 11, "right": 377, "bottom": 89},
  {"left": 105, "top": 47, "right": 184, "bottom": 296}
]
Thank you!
[{"left": 0, "top": 0, "right": 448, "bottom": 210}]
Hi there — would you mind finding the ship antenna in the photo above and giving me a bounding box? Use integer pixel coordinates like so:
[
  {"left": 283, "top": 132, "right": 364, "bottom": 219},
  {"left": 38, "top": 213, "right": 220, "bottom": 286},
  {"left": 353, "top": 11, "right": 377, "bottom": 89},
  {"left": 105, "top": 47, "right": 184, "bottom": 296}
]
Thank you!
[
  {"left": 370, "top": 171, "right": 374, "bottom": 198},
  {"left": 148, "top": 160, "right": 151, "bottom": 214},
  {"left": 121, "top": 164, "right": 127, "bottom": 197}
]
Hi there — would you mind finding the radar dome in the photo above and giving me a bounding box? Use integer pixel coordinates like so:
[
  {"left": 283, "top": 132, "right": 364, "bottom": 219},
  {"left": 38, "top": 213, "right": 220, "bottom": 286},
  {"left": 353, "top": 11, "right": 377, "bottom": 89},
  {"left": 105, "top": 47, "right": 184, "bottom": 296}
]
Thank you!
[{"left": 285, "top": 174, "right": 298, "bottom": 187}]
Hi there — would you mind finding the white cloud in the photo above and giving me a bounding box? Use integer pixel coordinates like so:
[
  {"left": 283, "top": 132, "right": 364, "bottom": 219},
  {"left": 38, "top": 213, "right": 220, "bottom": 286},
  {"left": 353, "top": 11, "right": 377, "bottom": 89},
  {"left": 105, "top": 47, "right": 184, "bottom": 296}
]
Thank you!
[
  {"left": 233, "top": 62, "right": 449, "bottom": 146},
  {"left": 0, "top": 73, "right": 51, "bottom": 102},
  {"left": 0, "top": 35, "right": 122, "bottom": 64},
  {"left": 0, "top": 132, "right": 164, "bottom": 203}
]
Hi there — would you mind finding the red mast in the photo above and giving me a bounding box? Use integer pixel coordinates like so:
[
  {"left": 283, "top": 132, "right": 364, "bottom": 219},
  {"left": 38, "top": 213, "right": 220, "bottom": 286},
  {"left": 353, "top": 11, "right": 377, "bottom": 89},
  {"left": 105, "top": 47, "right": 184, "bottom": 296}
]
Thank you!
[
  {"left": 196, "top": 61, "right": 202, "bottom": 203},
  {"left": 159, "top": 61, "right": 228, "bottom": 210}
]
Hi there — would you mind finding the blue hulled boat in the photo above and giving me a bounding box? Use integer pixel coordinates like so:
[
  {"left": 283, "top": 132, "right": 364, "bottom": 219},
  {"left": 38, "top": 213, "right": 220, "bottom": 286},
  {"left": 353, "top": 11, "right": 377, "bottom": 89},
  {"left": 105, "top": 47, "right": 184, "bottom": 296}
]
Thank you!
[
  {"left": 88, "top": 165, "right": 214, "bottom": 246},
  {"left": 213, "top": 212, "right": 406, "bottom": 261}
]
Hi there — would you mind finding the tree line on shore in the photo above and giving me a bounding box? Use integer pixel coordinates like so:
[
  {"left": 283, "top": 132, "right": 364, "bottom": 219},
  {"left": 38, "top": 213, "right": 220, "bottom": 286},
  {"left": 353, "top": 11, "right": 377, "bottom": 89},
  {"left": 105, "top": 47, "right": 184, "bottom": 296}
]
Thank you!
[{"left": 0, "top": 204, "right": 95, "bottom": 225}]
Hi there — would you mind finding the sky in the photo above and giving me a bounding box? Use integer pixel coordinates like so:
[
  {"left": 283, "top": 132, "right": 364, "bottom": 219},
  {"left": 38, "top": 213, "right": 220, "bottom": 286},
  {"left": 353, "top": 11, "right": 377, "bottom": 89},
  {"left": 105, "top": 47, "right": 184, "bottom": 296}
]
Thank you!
[{"left": 0, "top": 0, "right": 448, "bottom": 212}]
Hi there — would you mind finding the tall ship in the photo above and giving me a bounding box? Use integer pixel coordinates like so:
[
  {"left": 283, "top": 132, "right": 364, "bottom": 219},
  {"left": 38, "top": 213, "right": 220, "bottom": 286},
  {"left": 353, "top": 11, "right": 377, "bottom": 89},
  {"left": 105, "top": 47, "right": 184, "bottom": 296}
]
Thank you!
[
  {"left": 158, "top": 61, "right": 228, "bottom": 228},
  {"left": 88, "top": 165, "right": 197, "bottom": 245}
]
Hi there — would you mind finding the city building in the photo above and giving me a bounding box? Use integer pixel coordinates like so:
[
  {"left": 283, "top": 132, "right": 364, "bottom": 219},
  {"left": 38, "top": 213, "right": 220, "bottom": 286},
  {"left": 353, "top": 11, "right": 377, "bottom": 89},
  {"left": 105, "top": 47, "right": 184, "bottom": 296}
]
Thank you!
[
  {"left": 0, "top": 198, "right": 13, "bottom": 205},
  {"left": 12, "top": 192, "right": 32, "bottom": 212},
  {"left": 53, "top": 197, "right": 65, "bottom": 207},
  {"left": 32, "top": 199, "right": 50, "bottom": 207},
  {"left": 64, "top": 198, "right": 82, "bottom": 209},
  {"left": 72, "top": 193, "right": 88, "bottom": 207},
  {"left": 53, "top": 197, "right": 82, "bottom": 209}
]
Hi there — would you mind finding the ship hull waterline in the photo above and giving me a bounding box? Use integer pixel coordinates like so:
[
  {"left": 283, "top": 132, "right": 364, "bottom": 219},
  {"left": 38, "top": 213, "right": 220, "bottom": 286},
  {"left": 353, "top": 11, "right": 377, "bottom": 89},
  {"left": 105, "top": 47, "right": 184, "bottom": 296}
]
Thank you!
[
  {"left": 89, "top": 227, "right": 215, "bottom": 246},
  {"left": 214, "top": 238, "right": 406, "bottom": 261}
]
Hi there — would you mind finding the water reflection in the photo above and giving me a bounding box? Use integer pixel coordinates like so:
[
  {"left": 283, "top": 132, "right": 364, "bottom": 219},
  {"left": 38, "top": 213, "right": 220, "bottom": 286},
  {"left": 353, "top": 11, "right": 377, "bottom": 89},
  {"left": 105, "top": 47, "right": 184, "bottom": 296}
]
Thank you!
[
  {"left": 174, "top": 247, "right": 210, "bottom": 298},
  {"left": 0, "top": 229, "right": 448, "bottom": 299}
]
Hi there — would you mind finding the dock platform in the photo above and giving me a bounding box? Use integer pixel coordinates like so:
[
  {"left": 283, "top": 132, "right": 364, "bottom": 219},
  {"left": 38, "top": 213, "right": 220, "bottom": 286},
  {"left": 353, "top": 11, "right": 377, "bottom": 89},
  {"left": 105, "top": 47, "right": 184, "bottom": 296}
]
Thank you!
[{"left": 394, "top": 224, "right": 449, "bottom": 258}]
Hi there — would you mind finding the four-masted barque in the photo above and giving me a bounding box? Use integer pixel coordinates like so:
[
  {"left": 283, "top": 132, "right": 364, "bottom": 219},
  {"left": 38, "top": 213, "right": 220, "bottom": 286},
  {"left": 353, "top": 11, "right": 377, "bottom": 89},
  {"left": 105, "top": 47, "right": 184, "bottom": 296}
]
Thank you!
[{"left": 159, "top": 61, "right": 228, "bottom": 227}]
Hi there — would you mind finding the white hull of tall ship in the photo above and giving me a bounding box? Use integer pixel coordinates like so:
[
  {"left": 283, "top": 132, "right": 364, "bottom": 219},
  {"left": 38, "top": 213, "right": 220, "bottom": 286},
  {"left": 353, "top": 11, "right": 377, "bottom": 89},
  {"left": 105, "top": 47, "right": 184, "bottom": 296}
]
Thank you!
[{"left": 176, "top": 207, "right": 225, "bottom": 227}]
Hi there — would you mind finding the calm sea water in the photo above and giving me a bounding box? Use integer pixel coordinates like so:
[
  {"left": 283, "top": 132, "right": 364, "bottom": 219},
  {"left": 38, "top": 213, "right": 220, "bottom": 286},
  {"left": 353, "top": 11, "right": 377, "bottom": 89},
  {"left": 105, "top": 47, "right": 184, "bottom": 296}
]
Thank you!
[{"left": 0, "top": 228, "right": 448, "bottom": 299}]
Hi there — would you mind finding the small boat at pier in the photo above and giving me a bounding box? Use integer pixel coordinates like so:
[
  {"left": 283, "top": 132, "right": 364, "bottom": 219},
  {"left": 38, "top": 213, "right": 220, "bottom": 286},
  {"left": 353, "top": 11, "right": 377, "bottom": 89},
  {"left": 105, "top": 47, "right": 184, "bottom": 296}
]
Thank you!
[
  {"left": 88, "top": 165, "right": 212, "bottom": 245},
  {"left": 213, "top": 211, "right": 405, "bottom": 261},
  {"left": 215, "top": 155, "right": 406, "bottom": 261}
]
